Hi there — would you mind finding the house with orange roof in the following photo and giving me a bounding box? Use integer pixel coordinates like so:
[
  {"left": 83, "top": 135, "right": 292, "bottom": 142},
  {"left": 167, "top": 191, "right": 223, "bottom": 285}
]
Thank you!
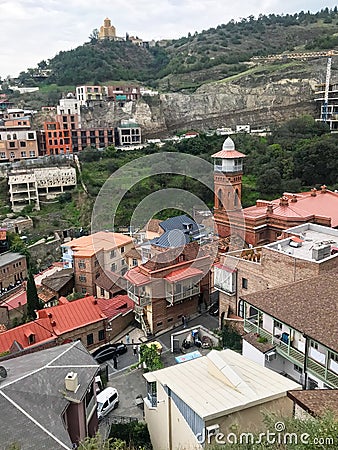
[
  {"left": 124, "top": 242, "right": 212, "bottom": 336},
  {"left": 61, "top": 231, "right": 133, "bottom": 295},
  {"left": 0, "top": 295, "right": 108, "bottom": 355}
]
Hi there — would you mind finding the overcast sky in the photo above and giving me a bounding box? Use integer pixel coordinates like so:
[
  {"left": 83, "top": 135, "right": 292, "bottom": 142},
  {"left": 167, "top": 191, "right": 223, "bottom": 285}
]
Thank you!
[{"left": 1, "top": 0, "right": 337, "bottom": 79}]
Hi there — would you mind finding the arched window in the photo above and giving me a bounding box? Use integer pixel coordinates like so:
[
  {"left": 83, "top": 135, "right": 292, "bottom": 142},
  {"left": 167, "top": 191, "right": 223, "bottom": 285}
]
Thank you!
[
  {"left": 218, "top": 188, "right": 223, "bottom": 209},
  {"left": 234, "top": 188, "right": 239, "bottom": 207}
]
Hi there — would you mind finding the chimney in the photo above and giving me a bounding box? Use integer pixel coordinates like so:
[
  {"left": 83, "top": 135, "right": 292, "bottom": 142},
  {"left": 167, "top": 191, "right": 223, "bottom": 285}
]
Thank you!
[
  {"left": 321, "top": 184, "right": 327, "bottom": 193},
  {"left": 65, "top": 372, "right": 79, "bottom": 392},
  {"left": 279, "top": 196, "right": 289, "bottom": 207},
  {"left": 290, "top": 194, "right": 297, "bottom": 203},
  {"left": 266, "top": 203, "right": 273, "bottom": 214},
  {"left": 311, "top": 188, "right": 317, "bottom": 197}
]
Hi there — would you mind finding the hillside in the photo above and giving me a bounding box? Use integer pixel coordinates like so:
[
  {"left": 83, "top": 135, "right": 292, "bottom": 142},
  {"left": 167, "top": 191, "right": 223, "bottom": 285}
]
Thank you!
[{"left": 13, "top": 8, "right": 338, "bottom": 93}]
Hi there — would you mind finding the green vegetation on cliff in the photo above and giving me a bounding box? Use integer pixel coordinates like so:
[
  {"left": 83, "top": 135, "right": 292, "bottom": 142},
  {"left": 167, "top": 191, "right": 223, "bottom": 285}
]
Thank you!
[{"left": 12, "top": 8, "right": 338, "bottom": 93}]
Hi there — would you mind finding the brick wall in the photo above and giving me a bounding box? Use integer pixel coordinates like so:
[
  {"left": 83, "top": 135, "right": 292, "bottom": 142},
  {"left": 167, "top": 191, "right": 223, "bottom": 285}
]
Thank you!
[{"left": 219, "top": 247, "right": 338, "bottom": 318}]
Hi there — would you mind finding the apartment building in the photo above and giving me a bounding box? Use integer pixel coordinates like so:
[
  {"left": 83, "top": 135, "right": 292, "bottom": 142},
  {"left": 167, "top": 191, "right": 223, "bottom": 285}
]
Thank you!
[
  {"left": 0, "top": 251, "right": 27, "bottom": 291},
  {"left": 242, "top": 271, "right": 338, "bottom": 389},
  {"left": 314, "top": 79, "right": 338, "bottom": 131},
  {"left": 116, "top": 121, "right": 142, "bottom": 146},
  {"left": 0, "top": 113, "right": 38, "bottom": 161},
  {"left": 216, "top": 223, "right": 338, "bottom": 319},
  {"left": 125, "top": 241, "right": 211, "bottom": 336},
  {"left": 71, "top": 127, "right": 115, "bottom": 152},
  {"left": 62, "top": 231, "right": 133, "bottom": 295},
  {"left": 42, "top": 121, "right": 72, "bottom": 156},
  {"left": 76, "top": 86, "right": 103, "bottom": 106},
  {"left": 8, "top": 166, "right": 76, "bottom": 211},
  {"left": 105, "top": 85, "right": 140, "bottom": 104}
]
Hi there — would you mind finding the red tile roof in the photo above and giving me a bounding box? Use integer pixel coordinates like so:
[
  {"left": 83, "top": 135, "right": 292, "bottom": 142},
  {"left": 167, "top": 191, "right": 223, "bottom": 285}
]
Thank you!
[
  {"left": 96, "top": 295, "right": 133, "bottom": 321},
  {"left": 165, "top": 267, "right": 203, "bottom": 282},
  {"left": 244, "top": 190, "right": 338, "bottom": 226},
  {"left": 38, "top": 295, "right": 106, "bottom": 334},
  {"left": 0, "top": 318, "right": 56, "bottom": 353},
  {"left": 211, "top": 149, "right": 246, "bottom": 159},
  {"left": 2, "top": 289, "right": 26, "bottom": 311},
  {"left": 124, "top": 266, "right": 151, "bottom": 286},
  {"left": 0, "top": 295, "right": 108, "bottom": 353}
]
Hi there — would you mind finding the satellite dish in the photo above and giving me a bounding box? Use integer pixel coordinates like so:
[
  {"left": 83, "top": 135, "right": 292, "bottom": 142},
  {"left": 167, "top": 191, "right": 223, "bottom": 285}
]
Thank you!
[{"left": 0, "top": 366, "right": 7, "bottom": 379}]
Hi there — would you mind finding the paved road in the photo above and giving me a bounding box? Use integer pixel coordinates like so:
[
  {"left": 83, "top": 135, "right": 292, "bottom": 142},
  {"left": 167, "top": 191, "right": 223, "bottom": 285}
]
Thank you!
[{"left": 97, "top": 311, "right": 219, "bottom": 432}]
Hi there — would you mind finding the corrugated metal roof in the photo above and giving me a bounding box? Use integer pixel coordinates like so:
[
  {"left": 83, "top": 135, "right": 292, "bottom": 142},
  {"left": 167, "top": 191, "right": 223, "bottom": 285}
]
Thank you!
[
  {"left": 144, "top": 349, "right": 301, "bottom": 420},
  {"left": 165, "top": 267, "right": 202, "bottom": 282}
]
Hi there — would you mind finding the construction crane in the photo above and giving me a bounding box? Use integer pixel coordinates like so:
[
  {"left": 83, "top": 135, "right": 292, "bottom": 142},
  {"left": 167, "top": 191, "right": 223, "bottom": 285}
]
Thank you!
[{"left": 322, "top": 51, "right": 333, "bottom": 122}]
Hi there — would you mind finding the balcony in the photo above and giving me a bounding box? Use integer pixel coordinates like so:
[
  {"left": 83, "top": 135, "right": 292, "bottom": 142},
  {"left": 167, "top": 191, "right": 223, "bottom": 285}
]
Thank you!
[
  {"left": 166, "top": 285, "right": 200, "bottom": 305},
  {"left": 244, "top": 319, "right": 338, "bottom": 387},
  {"left": 128, "top": 290, "right": 151, "bottom": 306}
]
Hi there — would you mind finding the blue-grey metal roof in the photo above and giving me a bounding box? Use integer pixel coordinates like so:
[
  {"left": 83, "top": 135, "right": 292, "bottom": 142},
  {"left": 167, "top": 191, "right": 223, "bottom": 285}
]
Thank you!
[
  {"left": 159, "top": 215, "right": 199, "bottom": 233},
  {"left": 0, "top": 341, "right": 99, "bottom": 449},
  {"left": 152, "top": 215, "right": 206, "bottom": 248}
]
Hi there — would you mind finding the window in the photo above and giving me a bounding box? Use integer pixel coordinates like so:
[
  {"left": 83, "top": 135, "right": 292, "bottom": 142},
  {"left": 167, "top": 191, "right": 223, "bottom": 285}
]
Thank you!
[
  {"left": 28, "top": 334, "right": 35, "bottom": 345},
  {"left": 238, "top": 299, "right": 244, "bottom": 318},
  {"left": 274, "top": 320, "right": 282, "bottom": 330},
  {"left": 94, "top": 259, "right": 99, "bottom": 267},
  {"left": 9, "top": 142, "right": 15, "bottom": 148},
  {"left": 87, "top": 333, "right": 94, "bottom": 346},
  {"left": 29, "top": 151, "right": 35, "bottom": 157},
  {"left": 79, "top": 275, "right": 87, "bottom": 282},
  {"left": 111, "top": 263, "right": 116, "bottom": 272},
  {"left": 132, "top": 258, "right": 138, "bottom": 267},
  {"left": 0, "top": 152, "right": 5, "bottom": 159},
  {"left": 294, "top": 364, "right": 302, "bottom": 374},
  {"left": 81, "top": 288, "right": 87, "bottom": 294},
  {"left": 110, "top": 250, "right": 116, "bottom": 258},
  {"left": 310, "top": 341, "right": 319, "bottom": 350},
  {"left": 21, "top": 151, "right": 27, "bottom": 157},
  {"left": 78, "top": 260, "right": 86, "bottom": 269},
  {"left": 100, "top": 288, "right": 105, "bottom": 296},
  {"left": 20, "top": 141, "right": 26, "bottom": 147},
  {"left": 98, "top": 329, "right": 105, "bottom": 341},
  {"left": 329, "top": 352, "right": 338, "bottom": 363},
  {"left": 146, "top": 381, "right": 157, "bottom": 407},
  {"left": 120, "top": 246, "right": 125, "bottom": 253},
  {"left": 95, "top": 272, "right": 100, "bottom": 279},
  {"left": 242, "top": 278, "right": 248, "bottom": 289}
]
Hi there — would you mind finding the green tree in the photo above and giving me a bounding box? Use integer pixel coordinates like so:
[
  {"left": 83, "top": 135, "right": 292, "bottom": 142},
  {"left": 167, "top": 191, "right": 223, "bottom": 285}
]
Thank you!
[{"left": 26, "top": 271, "right": 43, "bottom": 320}]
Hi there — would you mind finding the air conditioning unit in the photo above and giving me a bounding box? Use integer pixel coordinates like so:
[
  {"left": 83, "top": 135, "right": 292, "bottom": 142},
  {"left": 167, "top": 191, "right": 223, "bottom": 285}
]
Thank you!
[{"left": 265, "top": 351, "right": 276, "bottom": 362}]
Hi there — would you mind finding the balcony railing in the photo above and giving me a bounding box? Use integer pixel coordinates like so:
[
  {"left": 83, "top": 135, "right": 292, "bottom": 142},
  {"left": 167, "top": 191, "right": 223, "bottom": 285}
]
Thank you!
[
  {"left": 166, "top": 286, "right": 200, "bottom": 304},
  {"left": 127, "top": 290, "right": 151, "bottom": 306},
  {"left": 244, "top": 319, "right": 338, "bottom": 387}
]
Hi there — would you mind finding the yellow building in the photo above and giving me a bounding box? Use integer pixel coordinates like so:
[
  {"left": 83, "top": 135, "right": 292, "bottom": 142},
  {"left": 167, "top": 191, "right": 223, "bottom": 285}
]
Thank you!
[
  {"left": 99, "top": 18, "right": 116, "bottom": 40},
  {"left": 144, "top": 349, "right": 301, "bottom": 450}
]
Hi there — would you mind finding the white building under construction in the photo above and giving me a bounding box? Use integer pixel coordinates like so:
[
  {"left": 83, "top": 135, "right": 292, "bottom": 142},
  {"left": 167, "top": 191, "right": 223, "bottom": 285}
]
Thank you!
[{"left": 8, "top": 166, "right": 76, "bottom": 211}]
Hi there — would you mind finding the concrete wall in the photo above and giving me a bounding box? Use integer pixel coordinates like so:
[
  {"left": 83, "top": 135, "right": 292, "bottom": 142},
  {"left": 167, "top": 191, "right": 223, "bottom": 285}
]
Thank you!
[
  {"left": 242, "top": 340, "right": 265, "bottom": 366},
  {"left": 28, "top": 235, "right": 62, "bottom": 271},
  {"left": 207, "top": 395, "right": 295, "bottom": 437},
  {"left": 144, "top": 382, "right": 202, "bottom": 450}
]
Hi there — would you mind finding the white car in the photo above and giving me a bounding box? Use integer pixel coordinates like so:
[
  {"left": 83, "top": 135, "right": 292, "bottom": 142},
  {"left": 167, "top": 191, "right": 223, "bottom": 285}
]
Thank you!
[{"left": 97, "top": 387, "right": 119, "bottom": 420}]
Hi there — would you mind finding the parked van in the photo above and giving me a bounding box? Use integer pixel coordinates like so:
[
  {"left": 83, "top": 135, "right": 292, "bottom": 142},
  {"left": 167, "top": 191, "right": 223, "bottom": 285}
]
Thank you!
[{"left": 97, "top": 387, "right": 119, "bottom": 420}]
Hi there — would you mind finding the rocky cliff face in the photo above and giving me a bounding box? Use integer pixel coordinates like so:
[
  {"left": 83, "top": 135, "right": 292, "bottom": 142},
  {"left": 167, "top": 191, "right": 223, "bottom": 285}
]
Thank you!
[{"left": 80, "top": 61, "right": 326, "bottom": 137}]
